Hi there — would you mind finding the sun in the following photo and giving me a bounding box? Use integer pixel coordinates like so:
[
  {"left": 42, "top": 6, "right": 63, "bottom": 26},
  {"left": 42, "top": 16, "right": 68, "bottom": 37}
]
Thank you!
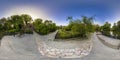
[{"left": 4, "top": 6, "right": 50, "bottom": 20}]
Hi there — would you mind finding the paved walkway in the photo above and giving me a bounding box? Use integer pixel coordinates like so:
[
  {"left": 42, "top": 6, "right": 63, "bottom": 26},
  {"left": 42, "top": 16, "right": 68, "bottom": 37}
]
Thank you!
[
  {"left": 97, "top": 34, "right": 120, "bottom": 49},
  {"left": 0, "top": 33, "right": 120, "bottom": 60},
  {"left": 78, "top": 33, "right": 120, "bottom": 60},
  {"left": 34, "top": 31, "right": 92, "bottom": 58},
  {"left": 0, "top": 34, "right": 45, "bottom": 60}
]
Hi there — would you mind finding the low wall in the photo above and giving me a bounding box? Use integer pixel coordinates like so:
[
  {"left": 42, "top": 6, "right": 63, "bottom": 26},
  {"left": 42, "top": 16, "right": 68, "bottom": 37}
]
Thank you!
[{"left": 97, "top": 34, "right": 120, "bottom": 49}]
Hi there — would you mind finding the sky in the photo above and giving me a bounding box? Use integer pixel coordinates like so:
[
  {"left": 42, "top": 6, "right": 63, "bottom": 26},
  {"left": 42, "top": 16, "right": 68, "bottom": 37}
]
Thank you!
[{"left": 0, "top": 0, "right": 120, "bottom": 26}]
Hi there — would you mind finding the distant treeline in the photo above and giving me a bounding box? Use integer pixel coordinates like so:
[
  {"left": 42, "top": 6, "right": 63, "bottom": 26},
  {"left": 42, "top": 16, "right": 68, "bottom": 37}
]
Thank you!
[
  {"left": 56, "top": 16, "right": 94, "bottom": 39},
  {"left": 33, "top": 19, "right": 57, "bottom": 35},
  {"left": 95, "top": 21, "right": 120, "bottom": 39},
  {"left": 0, "top": 14, "right": 57, "bottom": 39},
  {"left": 0, "top": 14, "right": 120, "bottom": 39}
]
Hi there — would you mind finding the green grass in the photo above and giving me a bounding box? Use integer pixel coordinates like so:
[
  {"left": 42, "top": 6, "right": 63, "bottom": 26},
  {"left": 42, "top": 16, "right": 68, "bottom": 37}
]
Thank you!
[{"left": 55, "top": 29, "right": 91, "bottom": 39}]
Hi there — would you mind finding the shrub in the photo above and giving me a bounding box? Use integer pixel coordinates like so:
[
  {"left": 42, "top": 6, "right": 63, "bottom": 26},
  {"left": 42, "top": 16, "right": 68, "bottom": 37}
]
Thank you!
[
  {"left": 33, "top": 19, "right": 57, "bottom": 35},
  {"left": 101, "top": 22, "right": 111, "bottom": 36},
  {"left": 56, "top": 16, "right": 94, "bottom": 39},
  {"left": 55, "top": 30, "right": 72, "bottom": 39}
]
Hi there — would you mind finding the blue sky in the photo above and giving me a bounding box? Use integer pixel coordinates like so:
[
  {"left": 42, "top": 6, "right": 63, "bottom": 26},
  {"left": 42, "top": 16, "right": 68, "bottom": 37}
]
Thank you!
[{"left": 0, "top": 0, "right": 120, "bottom": 25}]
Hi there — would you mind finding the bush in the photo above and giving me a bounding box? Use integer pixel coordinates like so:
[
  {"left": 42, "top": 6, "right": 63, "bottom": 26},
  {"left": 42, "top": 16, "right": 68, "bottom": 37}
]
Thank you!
[
  {"left": 55, "top": 30, "right": 72, "bottom": 39},
  {"left": 56, "top": 16, "right": 94, "bottom": 39},
  {"left": 0, "top": 14, "right": 34, "bottom": 36},
  {"left": 101, "top": 22, "right": 111, "bottom": 36},
  {"left": 71, "top": 23, "right": 86, "bottom": 37},
  {"left": 7, "top": 29, "right": 18, "bottom": 35},
  {"left": 0, "top": 32, "right": 5, "bottom": 40},
  {"left": 33, "top": 19, "right": 57, "bottom": 35}
]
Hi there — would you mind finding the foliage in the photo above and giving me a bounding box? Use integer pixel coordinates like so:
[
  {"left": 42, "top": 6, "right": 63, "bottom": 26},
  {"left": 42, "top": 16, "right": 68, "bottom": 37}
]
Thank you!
[
  {"left": 55, "top": 30, "right": 72, "bottom": 39},
  {"left": 56, "top": 16, "right": 94, "bottom": 39},
  {"left": 112, "top": 23, "right": 118, "bottom": 38},
  {"left": 101, "top": 22, "right": 111, "bottom": 36},
  {"left": 115, "top": 21, "right": 120, "bottom": 39},
  {"left": 100, "top": 20, "right": 120, "bottom": 39},
  {"left": 94, "top": 24, "right": 101, "bottom": 32},
  {"left": 0, "top": 14, "right": 57, "bottom": 39},
  {"left": 0, "top": 14, "right": 33, "bottom": 37},
  {"left": 21, "top": 14, "right": 33, "bottom": 25},
  {"left": 33, "top": 19, "right": 57, "bottom": 35}
]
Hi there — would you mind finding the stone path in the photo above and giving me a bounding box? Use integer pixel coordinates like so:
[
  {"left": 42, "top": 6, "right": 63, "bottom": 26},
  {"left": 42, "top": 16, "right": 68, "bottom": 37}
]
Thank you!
[
  {"left": 97, "top": 34, "right": 120, "bottom": 49},
  {"left": 0, "top": 32, "right": 120, "bottom": 60},
  {"left": 34, "top": 31, "right": 92, "bottom": 58},
  {"left": 78, "top": 33, "right": 120, "bottom": 60},
  {"left": 0, "top": 34, "right": 46, "bottom": 60}
]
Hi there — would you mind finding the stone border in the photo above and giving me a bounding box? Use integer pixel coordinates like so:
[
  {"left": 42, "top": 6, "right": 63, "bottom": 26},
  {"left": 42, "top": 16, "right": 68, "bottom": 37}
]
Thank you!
[
  {"left": 38, "top": 41, "right": 92, "bottom": 58},
  {"left": 97, "top": 34, "right": 120, "bottom": 49},
  {"left": 34, "top": 31, "right": 93, "bottom": 58}
]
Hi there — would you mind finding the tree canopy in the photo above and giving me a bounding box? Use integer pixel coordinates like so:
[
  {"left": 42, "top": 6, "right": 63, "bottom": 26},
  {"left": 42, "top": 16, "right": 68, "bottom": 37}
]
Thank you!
[
  {"left": 33, "top": 19, "right": 57, "bottom": 35},
  {"left": 0, "top": 14, "right": 57, "bottom": 37},
  {"left": 56, "top": 16, "right": 94, "bottom": 39}
]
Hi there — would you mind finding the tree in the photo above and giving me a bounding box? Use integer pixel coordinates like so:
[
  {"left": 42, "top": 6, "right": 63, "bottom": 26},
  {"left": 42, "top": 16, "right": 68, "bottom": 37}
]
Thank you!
[
  {"left": 94, "top": 24, "right": 101, "bottom": 32},
  {"left": 21, "top": 14, "right": 33, "bottom": 25},
  {"left": 0, "top": 24, "right": 3, "bottom": 31},
  {"left": 56, "top": 16, "right": 94, "bottom": 39},
  {"left": 117, "top": 21, "right": 120, "bottom": 38},
  {"left": 71, "top": 23, "right": 86, "bottom": 37},
  {"left": 34, "top": 18, "right": 42, "bottom": 24},
  {"left": 33, "top": 18, "right": 43, "bottom": 30},
  {"left": 0, "top": 24, "right": 4, "bottom": 39},
  {"left": 10, "top": 15, "right": 23, "bottom": 32},
  {"left": 33, "top": 19, "right": 57, "bottom": 35},
  {"left": 4, "top": 19, "right": 12, "bottom": 33},
  {"left": 67, "top": 16, "right": 73, "bottom": 23},
  {"left": 0, "top": 18, "right": 6, "bottom": 26},
  {"left": 82, "top": 16, "right": 94, "bottom": 32},
  {"left": 0, "top": 18, "right": 7, "bottom": 31},
  {"left": 2, "top": 14, "right": 33, "bottom": 34},
  {"left": 112, "top": 23, "right": 118, "bottom": 38},
  {"left": 102, "top": 22, "right": 111, "bottom": 36}
]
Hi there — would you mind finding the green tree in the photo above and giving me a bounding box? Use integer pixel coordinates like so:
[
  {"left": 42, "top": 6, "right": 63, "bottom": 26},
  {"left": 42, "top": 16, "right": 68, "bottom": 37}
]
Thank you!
[
  {"left": 21, "top": 14, "right": 33, "bottom": 25},
  {"left": 117, "top": 21, "right": 120, "bottom": 38},
  {"left": 0, "top": 18, "right": 7, "bottom": 31},
  {"left": 33, "top": 19, "right": 57, "bottom": 35},
  {"left": 102, "top": 22, "right": 111, "bottom": 36},
  {"left": 82, "top": 16, "right": 94, "bottom": 32},
  {"left": 67, "top": 16, "right": 73, "bottom": 23},
  {"left": 94, "top": 24, "right": 101, "bottom": 32},
  {"left": 56, "top": 16, "right": 94, "bottom": 39},
  {"left": 0, "top": 18, "right": 6, "bottom": 26},
  {"left": 112, "top": 23, "right": 118, "bottom": 38},
  {"left": 10, "top": 15, "right": 23, "bottom": 32}
]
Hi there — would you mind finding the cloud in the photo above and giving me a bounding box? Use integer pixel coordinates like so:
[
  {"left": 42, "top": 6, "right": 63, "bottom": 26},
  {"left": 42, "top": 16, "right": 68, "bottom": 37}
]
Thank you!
[
  {"left": 94, "top": 20, "right": 103, "bottom": 26},
  {"left": 3, "top": 5, "right": 53, "bottom": 21},
  {"left": 105, "top": 5, "right": 120, "bottom": 26}
]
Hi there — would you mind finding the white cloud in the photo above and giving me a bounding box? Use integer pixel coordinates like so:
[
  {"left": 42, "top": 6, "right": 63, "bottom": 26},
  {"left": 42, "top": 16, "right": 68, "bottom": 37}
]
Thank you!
[
  {"left": 94, "top": 20, "right": 103, "bottom": 26},
  {"left": 105, "top": 8, "right": 120, "bottom": 26},
  {"left": 3, "top": 5, "right": 53, "bottom": 21}
]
